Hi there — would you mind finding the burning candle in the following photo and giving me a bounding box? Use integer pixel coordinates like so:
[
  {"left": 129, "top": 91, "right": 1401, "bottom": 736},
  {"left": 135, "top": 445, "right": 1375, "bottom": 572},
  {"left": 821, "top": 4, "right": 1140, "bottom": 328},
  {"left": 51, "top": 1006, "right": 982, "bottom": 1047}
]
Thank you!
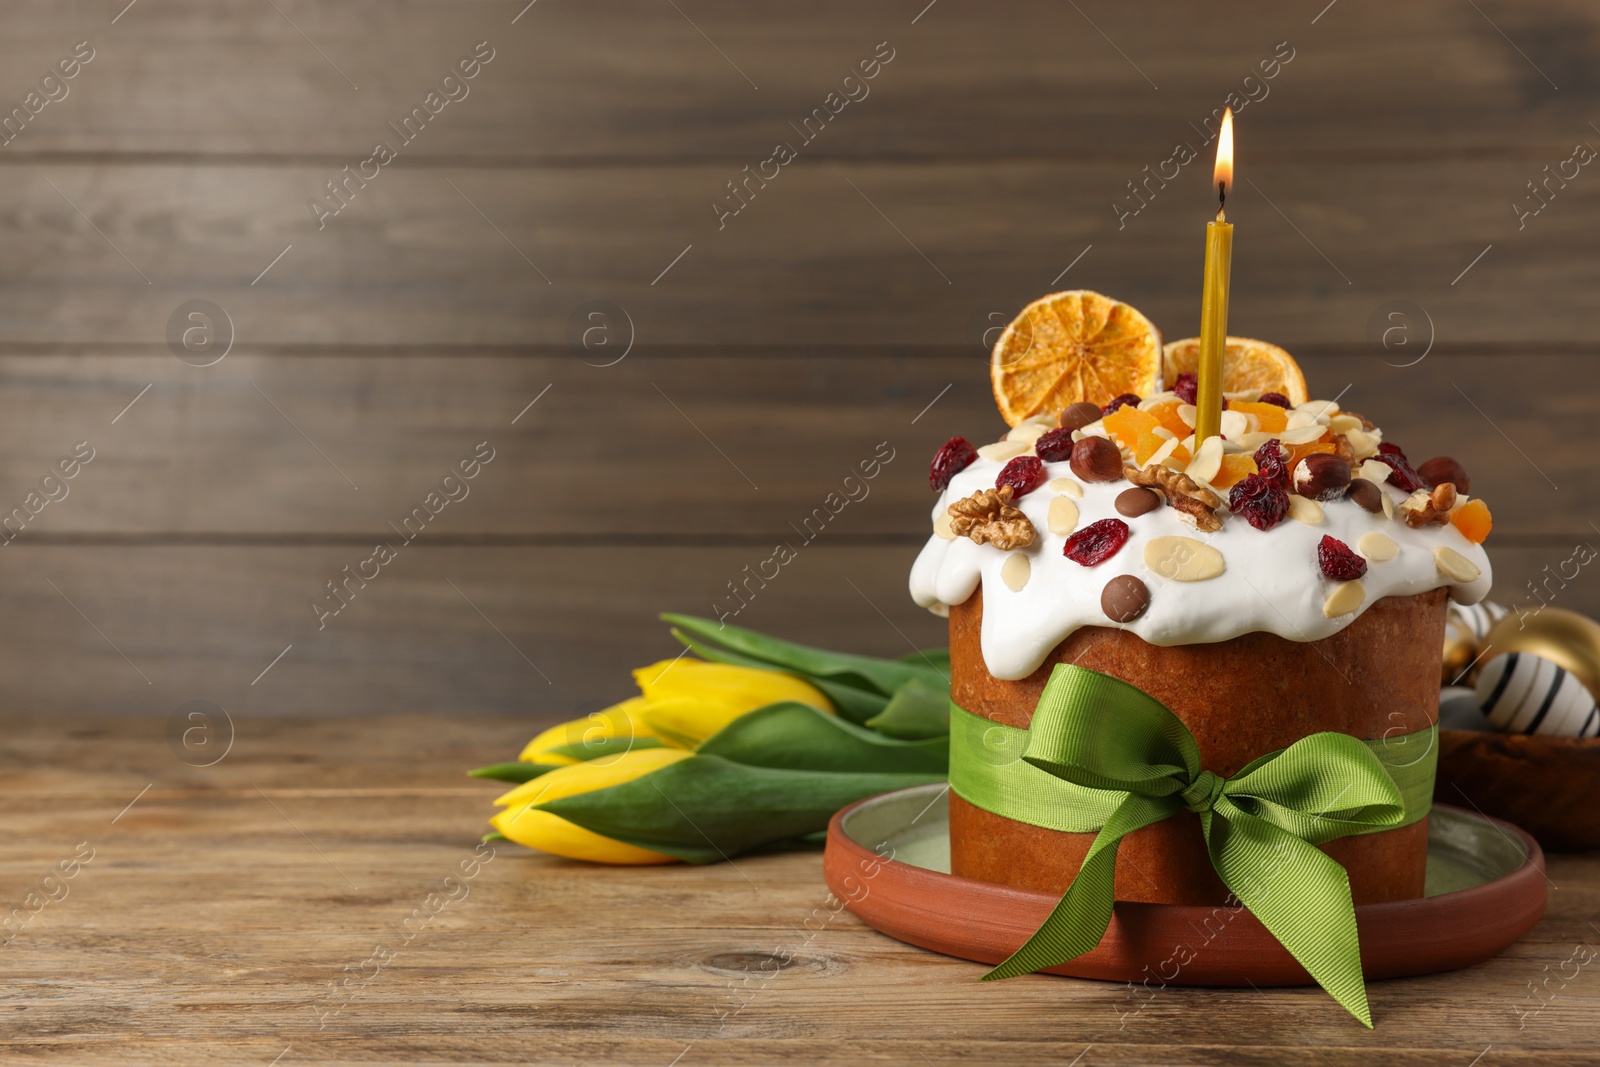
[{"left": 1195, "top": 107, "right": 1234, "bottom": 447}]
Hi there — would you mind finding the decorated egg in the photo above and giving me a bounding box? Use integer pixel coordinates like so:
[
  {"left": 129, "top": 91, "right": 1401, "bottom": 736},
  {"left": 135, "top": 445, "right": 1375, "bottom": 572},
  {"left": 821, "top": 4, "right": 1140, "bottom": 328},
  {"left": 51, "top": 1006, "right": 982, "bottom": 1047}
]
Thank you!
[
  {"left": 1451, "top": 600, "right": 1508, "bottom": 643},
  {"left": 1441, "top": 600, "right": 1506, "bottom": 686},
  {"left": 1475, "top": 652, "right": 1599, "bottom": 737},
  {"left": 1474, "top": 608, "right": 1600, "bottom": 738}
]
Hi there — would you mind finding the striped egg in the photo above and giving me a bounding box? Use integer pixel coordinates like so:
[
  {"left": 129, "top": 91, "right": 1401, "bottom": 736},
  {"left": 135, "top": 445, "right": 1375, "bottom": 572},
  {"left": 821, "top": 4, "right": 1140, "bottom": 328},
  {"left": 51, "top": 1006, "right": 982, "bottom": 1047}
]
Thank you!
[
  {"left": 1475, "top": 651, "right": 1600, "bottom": 738},
  {"left": 1449, "top": 600, "right": 1509, "bottom": 643}
]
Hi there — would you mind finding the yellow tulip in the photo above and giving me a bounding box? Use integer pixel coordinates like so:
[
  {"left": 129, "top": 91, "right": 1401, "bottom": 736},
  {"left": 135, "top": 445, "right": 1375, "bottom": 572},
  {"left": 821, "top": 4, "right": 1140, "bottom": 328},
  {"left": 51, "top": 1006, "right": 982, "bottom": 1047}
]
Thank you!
[
  {"left": 631, "top": 658, "right": 831, "bottom": 747},
  {"left": 518, "top": 696, "right": 657, "bottom": 764},
  {"left": 491, "top": 747, "right": 694, "bottom": 864}
]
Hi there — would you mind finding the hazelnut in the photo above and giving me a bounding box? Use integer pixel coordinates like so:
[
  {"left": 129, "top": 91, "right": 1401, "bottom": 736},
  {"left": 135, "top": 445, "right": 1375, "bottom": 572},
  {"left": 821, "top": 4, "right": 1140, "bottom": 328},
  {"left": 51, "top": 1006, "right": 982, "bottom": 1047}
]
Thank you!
[
  {"left": 1059, "top": 401, "right": 1103, "bottom": 432},
  {"left": 1293, "top": 453, "right": 1351, "bottom": 501},
  {"left": 1069, "top": 436, "right": 1124, "bottom": 483},
  {"left": 1347, "top": 478, "right": 1383, "bottom": 513},
  {"left": 1418, "top": 455, "right": 1470, "bottom": 495}
]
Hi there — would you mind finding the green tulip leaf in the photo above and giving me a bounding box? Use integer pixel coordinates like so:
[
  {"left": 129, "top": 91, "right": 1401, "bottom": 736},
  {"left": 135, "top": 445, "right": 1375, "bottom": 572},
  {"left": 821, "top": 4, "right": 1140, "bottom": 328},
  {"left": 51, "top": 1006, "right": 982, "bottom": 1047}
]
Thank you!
[
  {"left": 468, "top": 761, "right": 565, "bottom": 783},
  {"left": 542, "top": 736, "right": 665, "bottom": 761},
  {"left": 535, "top": 754, "right": 942, "bottom": 864},
  {"left": 865, "top": 679, "right": 951, "bottom": 741},
  {"left": 663, "top": 613, "right": 949, "bottom": 699},
  {"left": 697, "top": 702, "right": 947, "bottom": 774}
]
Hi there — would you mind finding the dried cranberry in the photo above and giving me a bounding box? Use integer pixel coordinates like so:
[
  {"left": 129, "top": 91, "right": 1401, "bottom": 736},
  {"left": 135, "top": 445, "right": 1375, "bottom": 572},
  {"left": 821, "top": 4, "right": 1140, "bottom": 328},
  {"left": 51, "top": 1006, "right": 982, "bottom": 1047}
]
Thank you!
[
  {"left": 1062, "top": 518, "right": 1130, "bottom": 566},
  {"left": 1229, "top": 473, "right": 1289, "bottom": 530},
  {"left": 1253, "top": 440, "right": 1290, "bottom": 491},
  {"left": 1034, "top": 427, "right": 1075, "bottom": 462},
  {"left": 928, "top": 436, "right": 978, "bottom": 491},
  {"left": 1317, "top": 536, "right": 1368, "bottom": 581},
  {"left": 1101, "top": 393, "right": 1142, "bottom": 416},
  {"left": 996, "top": 455, "right": 1045, "bottom": 498},
  {"left": 1259, "top": 392, "right": 1292, "bottom": 408},
  {"left": 1376, "top": 442, "right": 1427, "bottom": 492},
  {"left": 1173, "top": 372, "right": 1198, "bottom": 405}
]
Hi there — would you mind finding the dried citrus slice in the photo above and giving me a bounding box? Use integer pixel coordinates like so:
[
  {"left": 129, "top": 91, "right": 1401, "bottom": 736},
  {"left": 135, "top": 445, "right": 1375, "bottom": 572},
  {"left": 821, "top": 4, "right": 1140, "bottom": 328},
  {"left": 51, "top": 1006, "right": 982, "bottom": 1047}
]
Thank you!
[
  {"left": 1162, "top": 336, "right": 1308, "bottom": 406},
  {"left": 990, "top": 291, "right": 1162, "bottom": 427}
]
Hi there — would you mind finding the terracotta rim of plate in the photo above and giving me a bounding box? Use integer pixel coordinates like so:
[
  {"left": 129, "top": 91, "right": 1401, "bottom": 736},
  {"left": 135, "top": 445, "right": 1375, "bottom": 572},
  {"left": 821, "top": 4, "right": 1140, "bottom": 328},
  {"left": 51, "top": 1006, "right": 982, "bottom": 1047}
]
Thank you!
[{"left": 822, "top": 786, "right": 1546, "bottom": 987}]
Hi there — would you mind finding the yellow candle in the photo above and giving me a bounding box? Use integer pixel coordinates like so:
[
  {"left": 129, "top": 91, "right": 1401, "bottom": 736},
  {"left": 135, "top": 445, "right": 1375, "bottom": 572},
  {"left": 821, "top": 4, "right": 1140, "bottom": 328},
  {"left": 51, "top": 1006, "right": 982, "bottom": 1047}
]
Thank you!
[{"left": 1195, "top": 108, "right": 1234, "bottom": 447}]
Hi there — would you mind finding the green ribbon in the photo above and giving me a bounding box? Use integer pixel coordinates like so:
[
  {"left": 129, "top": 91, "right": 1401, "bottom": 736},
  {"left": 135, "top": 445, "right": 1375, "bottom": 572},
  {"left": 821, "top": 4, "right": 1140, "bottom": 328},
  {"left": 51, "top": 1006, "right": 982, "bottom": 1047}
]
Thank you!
[{"left": 954, "top": 664, "right": 1439, "bottom": 1028}]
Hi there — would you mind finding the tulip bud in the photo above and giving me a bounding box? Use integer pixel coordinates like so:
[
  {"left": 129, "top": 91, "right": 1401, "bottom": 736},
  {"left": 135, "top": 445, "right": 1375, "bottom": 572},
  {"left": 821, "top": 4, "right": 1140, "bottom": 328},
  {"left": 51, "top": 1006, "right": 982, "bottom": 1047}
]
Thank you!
[
  {"left": 519, "top": 696, "right": 656, "bottom": 764},
  {"left": 491, "top": 748, "right": 694, "bottom": 864},
  {"left": 632, "top": 658, "right": 832, "bottom": 747}
]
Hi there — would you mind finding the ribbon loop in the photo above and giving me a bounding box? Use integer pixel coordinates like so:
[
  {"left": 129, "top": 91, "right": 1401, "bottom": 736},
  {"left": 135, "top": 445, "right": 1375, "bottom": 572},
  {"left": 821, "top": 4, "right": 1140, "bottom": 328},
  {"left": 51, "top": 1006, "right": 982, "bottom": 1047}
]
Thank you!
[{"left": 976, "top": 664, "right": 1421, "bottom": 1029}]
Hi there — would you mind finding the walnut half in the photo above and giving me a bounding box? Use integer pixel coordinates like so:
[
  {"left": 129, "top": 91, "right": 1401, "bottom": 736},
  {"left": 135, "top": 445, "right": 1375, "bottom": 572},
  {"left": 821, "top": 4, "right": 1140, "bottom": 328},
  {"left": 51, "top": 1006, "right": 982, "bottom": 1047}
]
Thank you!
[
  {"left": 1123, "top": 463, "right": 1223, "bottom": 532},
  {"left": 948, "top": 485, "right": 1036, "bottom": 550}
]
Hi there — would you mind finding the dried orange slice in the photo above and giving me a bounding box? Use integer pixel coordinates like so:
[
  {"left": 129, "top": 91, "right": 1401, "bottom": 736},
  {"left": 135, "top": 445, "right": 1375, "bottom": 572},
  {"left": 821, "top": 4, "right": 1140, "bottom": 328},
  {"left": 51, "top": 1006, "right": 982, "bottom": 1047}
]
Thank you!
[
  {"left": 1162, "top": 337, "right": 1308, "bottom": 406},
  {"left": 990, "top": 291, "right": 1162, "bottom": 427}
]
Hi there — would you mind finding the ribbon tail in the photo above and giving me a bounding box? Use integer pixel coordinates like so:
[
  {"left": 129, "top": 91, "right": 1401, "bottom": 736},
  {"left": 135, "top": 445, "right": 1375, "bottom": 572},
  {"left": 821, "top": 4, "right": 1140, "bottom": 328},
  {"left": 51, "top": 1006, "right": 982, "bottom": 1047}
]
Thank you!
[
  {"left": 983, "top": 792, "right": 1177, "bottom": 981},
  {"left": 1207, "top": 807, "right": 1375, "bottom": 1028}
]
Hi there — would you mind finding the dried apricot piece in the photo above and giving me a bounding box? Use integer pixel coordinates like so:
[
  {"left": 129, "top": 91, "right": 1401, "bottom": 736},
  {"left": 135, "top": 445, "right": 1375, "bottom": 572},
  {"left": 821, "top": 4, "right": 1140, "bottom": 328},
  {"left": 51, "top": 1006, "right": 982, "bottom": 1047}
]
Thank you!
[
  {"left": 1146, "top": 399, "right": 1191, "bottom": 439},
  {"left": 1103, "top": 405, "right": 1160, "bottom": 450},
  {"left": 1451, "top": 499, "right": 1492, "bottom": 543},
  {"left": 1229, "top": 400, "right": 1289, "bottom": 434},
  {"left": 1211, "top": 453, "right": 1259, "bottom": 491}
]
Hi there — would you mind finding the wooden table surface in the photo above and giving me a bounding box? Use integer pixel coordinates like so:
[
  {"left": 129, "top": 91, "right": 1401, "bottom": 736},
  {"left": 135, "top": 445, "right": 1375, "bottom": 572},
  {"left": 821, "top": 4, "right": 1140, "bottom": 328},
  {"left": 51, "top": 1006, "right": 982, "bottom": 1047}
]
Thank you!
[
  {"left": 2, "top": 713, "right": 1596, "bottom": 1066},
  {"left": 3, "top": 0, "right": 1599, "bottom": 1062}
]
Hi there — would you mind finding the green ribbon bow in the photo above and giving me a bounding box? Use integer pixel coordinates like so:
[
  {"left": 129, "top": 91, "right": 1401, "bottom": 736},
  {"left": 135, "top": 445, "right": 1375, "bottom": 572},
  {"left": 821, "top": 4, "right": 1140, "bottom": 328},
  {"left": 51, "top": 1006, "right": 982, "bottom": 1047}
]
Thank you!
[{"left": 978, "top": 664, "right": 1416, "bottom": 1028}]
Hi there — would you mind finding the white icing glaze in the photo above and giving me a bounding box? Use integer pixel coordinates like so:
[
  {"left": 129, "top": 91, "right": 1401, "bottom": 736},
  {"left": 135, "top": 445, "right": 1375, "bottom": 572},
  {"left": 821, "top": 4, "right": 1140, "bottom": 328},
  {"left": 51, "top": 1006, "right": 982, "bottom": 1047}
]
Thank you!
[{"left": 910, "top": 449, "right": 1492, "bottom": 681}]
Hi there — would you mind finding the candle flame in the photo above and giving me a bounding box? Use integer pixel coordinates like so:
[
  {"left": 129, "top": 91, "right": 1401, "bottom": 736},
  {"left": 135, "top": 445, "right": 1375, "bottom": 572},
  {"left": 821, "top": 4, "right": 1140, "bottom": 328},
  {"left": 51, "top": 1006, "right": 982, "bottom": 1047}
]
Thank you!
[{"left": 1214, "top": 108, "right": 1234, "bottom": 200}]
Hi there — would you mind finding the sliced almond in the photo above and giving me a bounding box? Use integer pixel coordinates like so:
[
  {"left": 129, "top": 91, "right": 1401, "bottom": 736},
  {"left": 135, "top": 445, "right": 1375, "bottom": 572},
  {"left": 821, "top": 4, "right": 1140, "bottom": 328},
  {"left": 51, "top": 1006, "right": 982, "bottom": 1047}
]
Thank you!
[
  {"left": 1185, "top": 436, "right": 1224, "bottom": 485},
  {"left": 1287, "top": 496, "right": 1324, "bottom": 525},
  {"left": 977, "top": 440, "right": 1030, "bottom": 463},
  {"left": 1323, "top": 580, "right": 1365, "bottom": 617},
  {"left": 1147, "top": 436, "right": 1180, "bottom": 468},
  {"left": 1434, "top": 546, "right": 1482, "bottom": 583},
  {"left": 1329, "top": 414, "right": 1364, "bottom": 434},
  {"left": 1357, "top": 458, "right": 1393, "bottom": 484},
  {"left": 1357, "top": 531, "right": 1398, "bottom": 561},
  {"left": 1047, "top": 495, "right": 1080, "bottom": 537},
  {"left": 1298, "top": 399, "right": 1341, "bottom": 420},
  {"left": 1219, "top": 410, "right": 1249, "bottom": 440},
  {"left": 1345, "top": 429, "right": 1380, "bottom": 460},
  {"left": 1381, "top": 491, "right": 1395, "bottom": 520},
  {"left": 1048, "top": 477, "right": 1083, "bottom": 498},
  {"left": 1277, "top": 424, "right": 1329, "bottom": 446},
  {"left": 1006, "top": 422, "right": 1050, "bottom": 444},
  {"left": 1177, "top": 403, "right": 1197, "bottom": 428},
  {"left": 1233, "top": 431, "right": 1275, "bottom": 451},
  {"left": 1285, "top": 409, "right": 1320, "bottom": 430},
  {"left": 1152, "top": 425, "right": 1177, "bottom": 442},
  {"left": 1001, "top": 552, "right": 1031, "bottom": 592},
  {"left": 1143, "top": 535, "right": 1226, "bottom": 582},
  {"left": 934, "top": 510, "right": 957, "bottom": 540}
]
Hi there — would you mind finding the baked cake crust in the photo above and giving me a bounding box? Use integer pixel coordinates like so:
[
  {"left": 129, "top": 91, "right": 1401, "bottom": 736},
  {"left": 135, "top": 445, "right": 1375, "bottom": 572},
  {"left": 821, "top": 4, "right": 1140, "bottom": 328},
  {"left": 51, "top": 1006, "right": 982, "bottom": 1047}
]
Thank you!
[{"left": 947, "top": 586, "right": 1447, "bottom": 905}]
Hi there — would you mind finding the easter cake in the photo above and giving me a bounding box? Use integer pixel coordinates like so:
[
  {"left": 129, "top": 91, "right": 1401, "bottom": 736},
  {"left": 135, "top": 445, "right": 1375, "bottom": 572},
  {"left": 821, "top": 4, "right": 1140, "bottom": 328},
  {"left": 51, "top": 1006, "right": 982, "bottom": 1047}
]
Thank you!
[{"left": 911, "top": 291, "right": 1494, "bottom": 906}]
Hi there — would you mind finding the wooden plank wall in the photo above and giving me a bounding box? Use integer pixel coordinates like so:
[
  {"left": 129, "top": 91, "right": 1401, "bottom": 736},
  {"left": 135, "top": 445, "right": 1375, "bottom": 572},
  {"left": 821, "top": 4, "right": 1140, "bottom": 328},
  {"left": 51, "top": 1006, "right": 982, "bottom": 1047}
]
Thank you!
[{"left": 0, "top": 0, "right": 1593, "bottom": 718}]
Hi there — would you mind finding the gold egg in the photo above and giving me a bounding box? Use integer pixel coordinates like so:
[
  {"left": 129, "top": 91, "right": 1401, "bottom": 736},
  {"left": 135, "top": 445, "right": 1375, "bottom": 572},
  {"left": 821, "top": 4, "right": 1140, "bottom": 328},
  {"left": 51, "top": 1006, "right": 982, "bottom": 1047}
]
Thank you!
[{"left": 1481, "top": 607, "right": 1600, "bottom": 705}]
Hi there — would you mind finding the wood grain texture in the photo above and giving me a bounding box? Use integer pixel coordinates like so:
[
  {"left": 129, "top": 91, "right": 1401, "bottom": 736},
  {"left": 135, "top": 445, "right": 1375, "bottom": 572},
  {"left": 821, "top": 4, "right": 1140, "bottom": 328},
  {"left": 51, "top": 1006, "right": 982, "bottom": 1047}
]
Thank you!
[
  {"left": 0, "top": 351, "right": 1587, "bottom": 541},
  {"left": 0, "top": 0, "right": 1595, "bottom": 161},
  {"left": 1, "top": 714, "right": 1596, "bottom": 1066},
  {"left": 3, "top": 0, "right": 1596, "bottom": 1059},
  {"left": 2, "top": 157, "right": 1598, "bottom": 345}
]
